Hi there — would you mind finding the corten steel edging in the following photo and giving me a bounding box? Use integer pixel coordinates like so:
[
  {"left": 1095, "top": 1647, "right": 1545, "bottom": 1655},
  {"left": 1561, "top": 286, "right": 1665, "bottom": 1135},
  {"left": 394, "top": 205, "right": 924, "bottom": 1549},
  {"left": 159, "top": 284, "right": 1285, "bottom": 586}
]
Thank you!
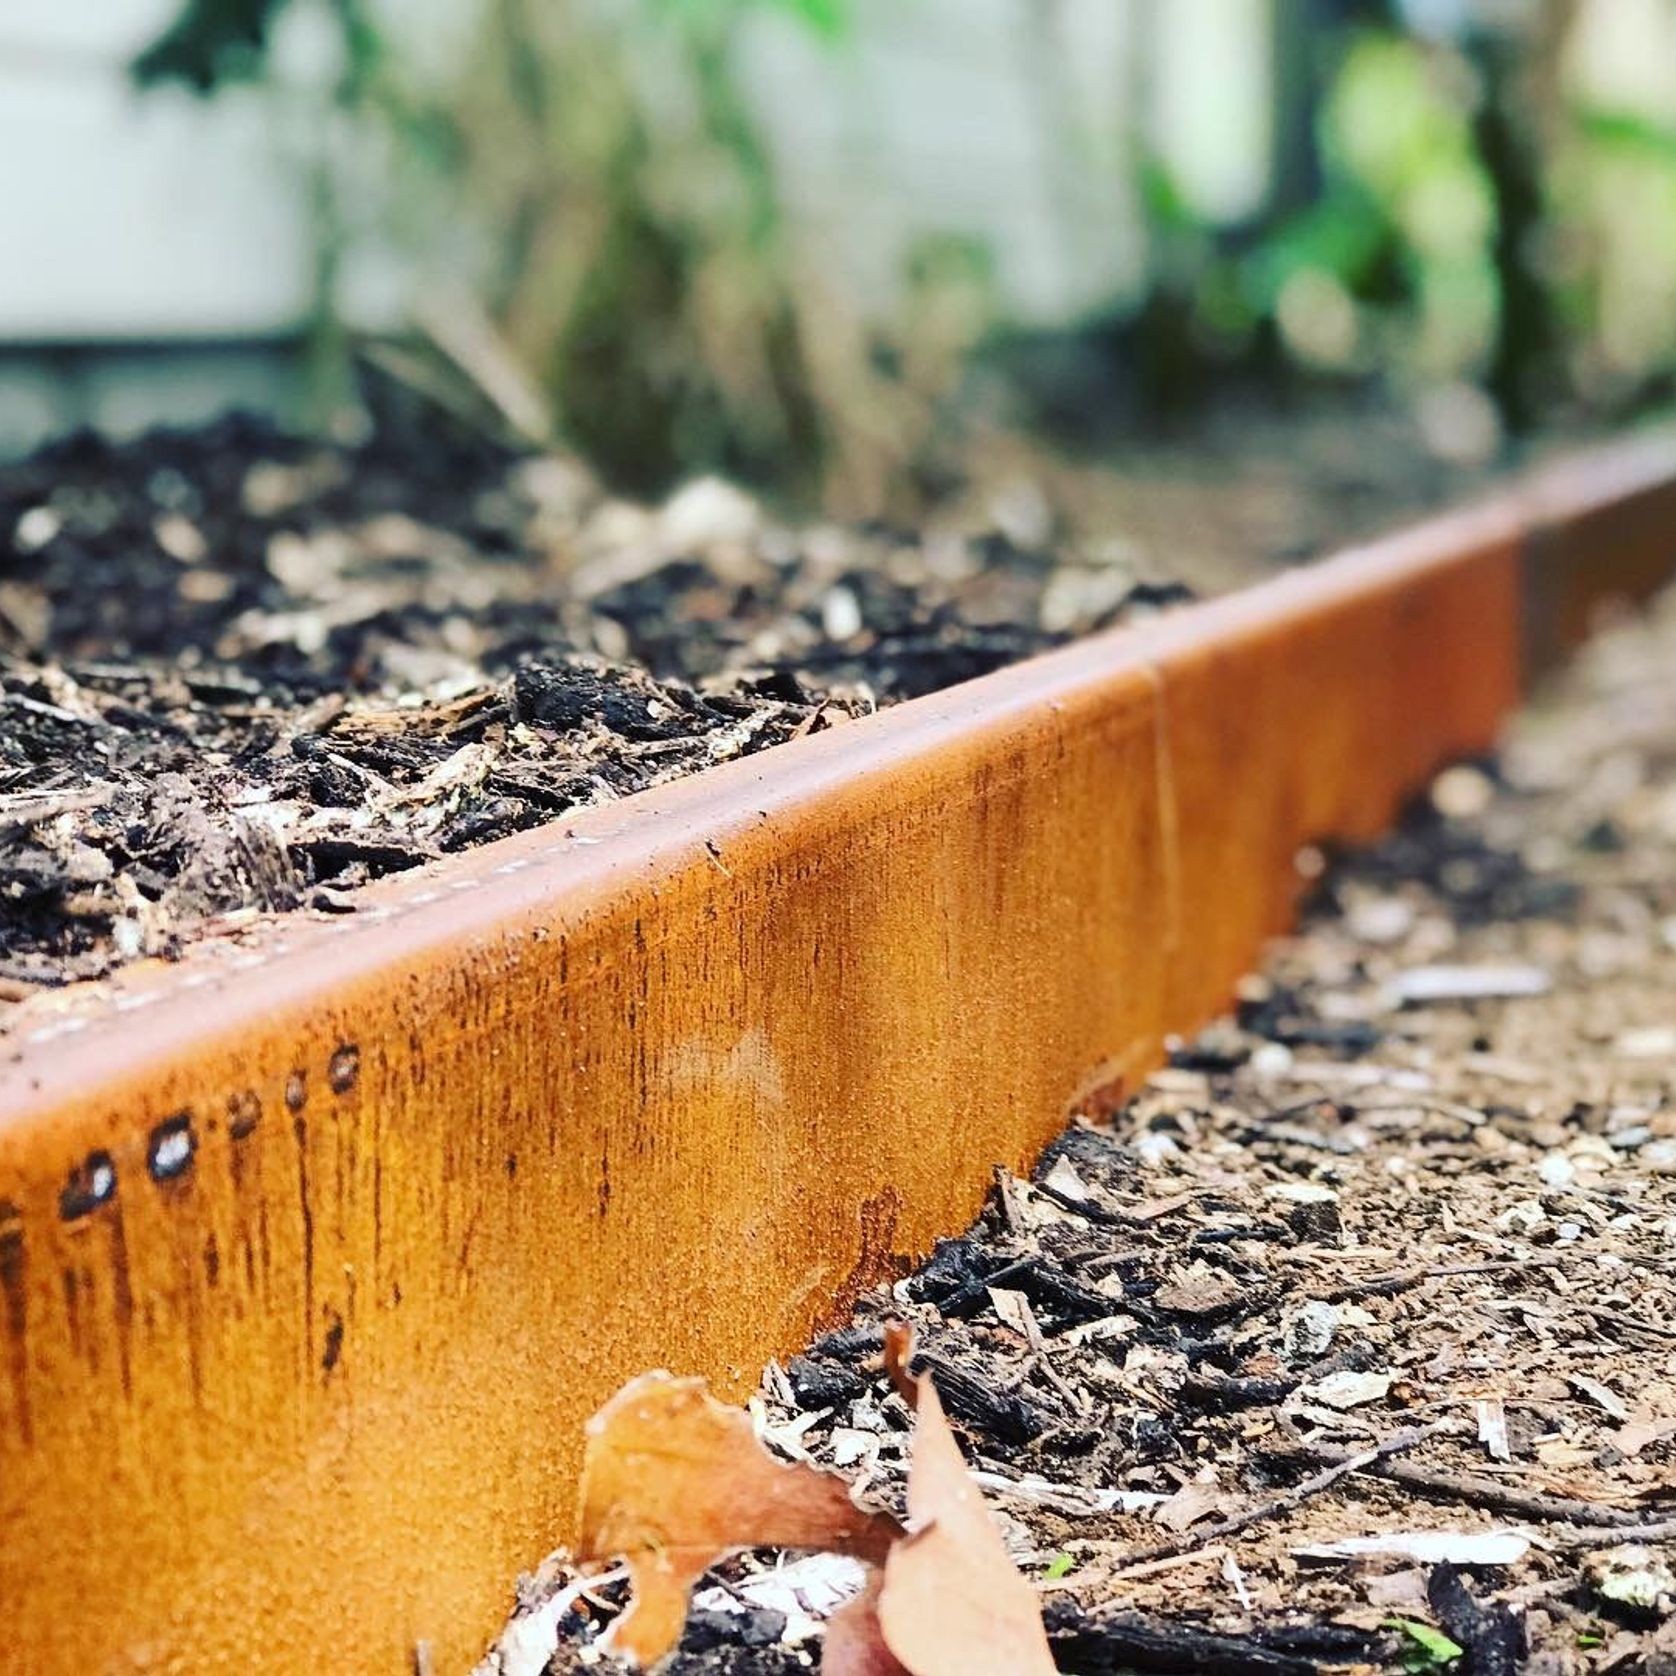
[
  {"left": 0, "top": 433, "right": 1674, "bottom": 1674},
  {"left": 1519, "top": 426, "right": 1676, "bottom": 674}
]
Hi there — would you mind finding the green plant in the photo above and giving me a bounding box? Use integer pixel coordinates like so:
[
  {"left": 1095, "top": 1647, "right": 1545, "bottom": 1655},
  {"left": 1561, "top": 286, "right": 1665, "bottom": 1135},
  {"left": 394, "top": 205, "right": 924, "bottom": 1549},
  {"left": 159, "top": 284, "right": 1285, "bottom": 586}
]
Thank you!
[
  {"left": 1246, "top": 30, "right": 1498, "bottom": 385},
  {"left": 1385, "top": 1617, "right": 1464, "bottom": 1673},
  {"left": 138, "top": 3, "right": 1676, "bottom": 496},
  {"left": 134, "top": 0, "right": 978, "bottom": 515}
]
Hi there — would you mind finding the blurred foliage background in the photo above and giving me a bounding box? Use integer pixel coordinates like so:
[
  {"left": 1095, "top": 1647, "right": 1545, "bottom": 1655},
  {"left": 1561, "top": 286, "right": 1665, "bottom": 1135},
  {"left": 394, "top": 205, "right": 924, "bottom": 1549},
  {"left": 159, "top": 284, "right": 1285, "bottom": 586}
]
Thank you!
[{"left": 131, "top": 0, "right": 1676, "bottom": 514}]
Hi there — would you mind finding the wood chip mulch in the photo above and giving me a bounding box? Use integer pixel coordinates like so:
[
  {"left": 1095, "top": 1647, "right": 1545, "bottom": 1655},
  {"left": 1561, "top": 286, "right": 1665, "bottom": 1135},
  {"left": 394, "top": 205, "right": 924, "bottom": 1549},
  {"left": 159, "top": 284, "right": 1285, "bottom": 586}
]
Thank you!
[
  {"left": 516, "top": 587, "right": 1676, "bottom": 1674},
  {"left": 0, "top": 394, "right": 1496, "bottom": 997}
]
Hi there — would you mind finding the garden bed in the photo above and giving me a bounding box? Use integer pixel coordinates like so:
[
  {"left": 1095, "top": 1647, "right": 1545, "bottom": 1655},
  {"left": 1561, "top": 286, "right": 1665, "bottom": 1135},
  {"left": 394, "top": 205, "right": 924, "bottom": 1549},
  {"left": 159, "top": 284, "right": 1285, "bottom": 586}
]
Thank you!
[
  {"left": 1, "top": 392, "right": 1507, "bottom": 994},
  {"left": 1, "top": 423, "right": 1673, "bottom": 1673}
]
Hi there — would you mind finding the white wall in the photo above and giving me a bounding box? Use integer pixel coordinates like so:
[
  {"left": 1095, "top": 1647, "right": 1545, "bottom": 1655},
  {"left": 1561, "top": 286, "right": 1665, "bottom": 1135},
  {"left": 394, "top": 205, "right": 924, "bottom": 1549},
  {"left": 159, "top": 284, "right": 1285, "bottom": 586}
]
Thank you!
[
  {"left": 742, "top": 0, "right": 1146, "bottom": 326},
  {"left": 0, "top": 0, "right": 314, "bottom": 338},
  {"left": 743, "top": 0, "right": 1274, "bottom": 326},
  {"left": 0, "top": 0, "right": 1280, "bottom": 343}
]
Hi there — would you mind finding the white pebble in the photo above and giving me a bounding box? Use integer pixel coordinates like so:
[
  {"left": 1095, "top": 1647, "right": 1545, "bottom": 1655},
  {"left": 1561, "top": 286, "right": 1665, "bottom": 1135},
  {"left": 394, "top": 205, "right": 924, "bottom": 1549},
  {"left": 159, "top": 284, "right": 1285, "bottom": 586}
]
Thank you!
[
  {"left": 1386, "top": 963, "right": 1551, "bottom": 1007},
  {"left": 1133, "top": 1132, "right": 1181, "bottom": 1167},
  {"left": 1538, "top": 1152, "right": 1576, "bottom": 1188},
  {"left": 1348, "top": 895, "right": 1415, "bottom": 945},
  {"left": 1613, "top": 1026, "right": 1676, "bottom": 1060},
  {"left": 1432, "top": 764, "right": 1494, "bottom": 819},
  {"left": 659, "top": 476, "right": 760, "bottom": 550},
  {"left": 1282, "top": 1299, "right": 1339, "bottom": 1360},
  {"left": 1497, "top": 1200, "right": 1545, "bottom": 1234},
  {"left": 822, "top": 586, "right": 862, "bottom": 641},
  {"left": 14, "top": 505, "right": 61, "bottom": 551},
  {"left": 1643, "top": 1140, "right": 1676, "bottom": 1173}
]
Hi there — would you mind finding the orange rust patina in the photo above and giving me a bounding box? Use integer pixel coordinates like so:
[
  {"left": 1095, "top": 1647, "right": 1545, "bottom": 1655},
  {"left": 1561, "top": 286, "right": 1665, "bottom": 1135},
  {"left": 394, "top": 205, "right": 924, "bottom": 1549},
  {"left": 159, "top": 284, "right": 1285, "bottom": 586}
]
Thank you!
[{"left": 0, "top": 434, "right": 1673, "bottom": 1672}]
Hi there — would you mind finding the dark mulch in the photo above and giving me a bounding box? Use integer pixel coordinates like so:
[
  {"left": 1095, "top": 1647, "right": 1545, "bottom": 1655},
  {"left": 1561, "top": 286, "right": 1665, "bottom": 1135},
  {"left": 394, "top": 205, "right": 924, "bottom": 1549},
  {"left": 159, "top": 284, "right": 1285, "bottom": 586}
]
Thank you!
[{"left": 0, "top": 394, "right": 1505, "bottom": 995}]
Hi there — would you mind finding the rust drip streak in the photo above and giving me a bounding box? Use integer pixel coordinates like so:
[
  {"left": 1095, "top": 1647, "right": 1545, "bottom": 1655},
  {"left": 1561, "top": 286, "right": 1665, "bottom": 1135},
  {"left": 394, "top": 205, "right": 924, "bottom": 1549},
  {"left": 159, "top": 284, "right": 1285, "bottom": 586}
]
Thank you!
[
  {"left": 107, "top": 1210, "right": 133, "bottom": 1402},
  {"left": 1143, "top": 659, "right": 1183, "bottom": 971},
  {"left": 0, "top": 1207, "right": 29, "bottom": 1446},
  {"left": 294, "top": 1116, "right": 313, "bottom": 1370},
  {"left": 0, "top": 432, "right": 1672, "bottom": 1673}
]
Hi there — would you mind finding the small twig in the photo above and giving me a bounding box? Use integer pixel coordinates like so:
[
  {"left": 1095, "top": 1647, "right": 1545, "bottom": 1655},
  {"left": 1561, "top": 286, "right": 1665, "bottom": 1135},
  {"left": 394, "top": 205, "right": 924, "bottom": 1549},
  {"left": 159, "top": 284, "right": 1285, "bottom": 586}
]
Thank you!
[
  {"left": 1539, "top": 1516, "right": 1676, "bottom": 1549},
  {"left": 0, "top": 784, "right": 112, "bottom": 834},
  {"left": 1583, "top": 1303, "right": 1676, "bottom": 1343},
  {"left": 1098, "top": 1544, "right": 1229, "bottom": 1585},
  {"left": 1334, "top": 1094, "right": 1491, "bottom": 1128},
  {"left": 1299, "top": 1442, "right": 1649, "bottom": 1528},
  {"left": 1029, "top": 1176, "right": 1131, "bottom": 1226},
  {"left": 1322, "top": 1260, "right": 1525, "bottom": 1305},
  {"left": 1045, "top": 1603, "right": 1330, "bottom": 1676},
  {"left": 1427, "top": 1565, "right": 1523, "bottom": 1676},
  {"left": 1117, "top": 1422, "right": 1446, "bottom": 1568}
]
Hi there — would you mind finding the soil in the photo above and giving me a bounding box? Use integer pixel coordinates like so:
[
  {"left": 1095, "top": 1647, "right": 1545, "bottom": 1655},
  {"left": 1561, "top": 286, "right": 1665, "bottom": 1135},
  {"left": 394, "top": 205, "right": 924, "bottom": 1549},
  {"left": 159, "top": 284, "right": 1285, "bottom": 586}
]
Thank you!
[
  {"left": 488, "top": 583, "right": 1676, "bottom": 1673},
  {"left": 0, "top": 391, "right": 1497, "bottom": 997}
]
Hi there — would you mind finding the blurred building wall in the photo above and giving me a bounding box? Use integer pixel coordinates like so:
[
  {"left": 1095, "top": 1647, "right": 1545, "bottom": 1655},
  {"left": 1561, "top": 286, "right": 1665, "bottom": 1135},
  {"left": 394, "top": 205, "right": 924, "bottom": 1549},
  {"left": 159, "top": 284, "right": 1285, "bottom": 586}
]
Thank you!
[
  {"left": 0, "top": 1, "right": 314, "bottom": 451},
  {"left": 0, "top": 0, "right": 1275, "bottom": 455},
  {"left": 742, "top": 0, "right": 1153, "bottom": 328}
]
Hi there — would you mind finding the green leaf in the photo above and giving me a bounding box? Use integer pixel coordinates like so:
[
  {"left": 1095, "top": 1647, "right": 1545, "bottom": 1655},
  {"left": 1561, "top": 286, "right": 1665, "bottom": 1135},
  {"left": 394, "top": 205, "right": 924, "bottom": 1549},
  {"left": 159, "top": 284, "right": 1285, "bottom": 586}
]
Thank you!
[
  {"left": 1242, "top": 184, "right": 1393, "bottom": 309},
  {"left": 1136, "top": 156, "right": 1199, "bottom": 238},
  {"left": 1578, "top": 107, "right": 1676, "bottom": 168},
  {"left": 131, "top": 0, "right": 290, "bottom": 93},
  {"left": 1385, "top": 1618, "right": 1464, "bottom": 1672},
  {"left": 648, "top": 0, "right": 852, "bottom": 42},
  {"left": 770, "top": 0, "right": 851, "bottom": 39},
  {"left": 1043, "top": 1552, "right": 1075, "bottom": 1581}
]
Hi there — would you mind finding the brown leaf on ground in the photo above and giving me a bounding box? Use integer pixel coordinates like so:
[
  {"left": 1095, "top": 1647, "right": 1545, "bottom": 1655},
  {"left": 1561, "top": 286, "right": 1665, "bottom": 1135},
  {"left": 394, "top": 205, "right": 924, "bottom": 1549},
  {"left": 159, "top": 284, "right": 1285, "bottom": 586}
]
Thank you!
[
  {"left": 823, "top": 1572, "right": 909, "bottom": 1676},
  {"left": 577, "top": 1330, "right": 1054, "bottom": 1674},
  {"left": 575, "top": 1371, "right": 900, "bottom": 1666},
  {"left": 882, "top": 1320, "right": 917, "bottom": 1404},
  {"left": 874, "top": 1335, "right": 1059, "bottom": 1676}
]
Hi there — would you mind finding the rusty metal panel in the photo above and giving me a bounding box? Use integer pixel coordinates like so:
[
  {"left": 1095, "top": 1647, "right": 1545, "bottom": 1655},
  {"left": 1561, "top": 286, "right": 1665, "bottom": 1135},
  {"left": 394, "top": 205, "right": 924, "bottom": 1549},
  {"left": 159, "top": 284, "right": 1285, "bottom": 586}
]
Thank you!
[
  {"left": 1151, "top": 501, "right": 1524, "bottom": 1028},
  {"left": 1, "top": 665, "right": 1174, "bottom": 1672},
  {"left": 0, "top": 433, "right": 1668, "bottom": 1671},
  {"left": 1522, "top": 428, "right": 1676, "bottom": 676}
]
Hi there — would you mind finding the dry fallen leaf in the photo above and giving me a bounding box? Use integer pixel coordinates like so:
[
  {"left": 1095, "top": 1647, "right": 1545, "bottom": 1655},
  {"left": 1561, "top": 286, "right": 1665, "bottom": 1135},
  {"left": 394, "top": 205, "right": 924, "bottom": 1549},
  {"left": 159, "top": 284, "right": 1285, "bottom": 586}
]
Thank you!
[
  {"left": 1153, "top": 1477, "right": 1224, "bottom": 1533},
  {"left": 824, "top": 1571, "right": 905, "bottom": 1676},
  {"left": 1571, "top": 1373, "right": 1631, "bottom": 1421},
  {"left": 1619, "top": 1410, "right": 1676, "bottom": 1459},
  {"left": 988, "top": 1286, "right": 1045, "bottom": 1350},
  {"left": 576, "top": 1371, "right": 900, "bottom": 1664},
  {"left": 1476, "top": 1397, "right": 1512, "bottom": 1462},
  {"left": 1587, "top": 1545, "right": 1676, "bottom": 1615},
  {"left": 1535, "top": 1434, "right": 1596, "bottom": 1471},
  {"left": 577, "top": 1327, "right": 1055, "bottom": 1674},
  {"left": 870, "top": 1330, "right": 1058, "bottom": 1676}
]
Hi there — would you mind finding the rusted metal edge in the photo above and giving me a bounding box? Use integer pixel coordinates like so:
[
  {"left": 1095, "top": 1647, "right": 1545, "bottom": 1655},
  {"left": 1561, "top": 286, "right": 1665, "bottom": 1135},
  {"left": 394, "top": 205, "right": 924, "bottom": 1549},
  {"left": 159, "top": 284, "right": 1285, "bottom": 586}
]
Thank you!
[
  {"left": 2, "top": 429, "right": 1674, "bottom": 1673},
  {"left": 1521, "top": 424, "right": 1676, "bottom": 674}
]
